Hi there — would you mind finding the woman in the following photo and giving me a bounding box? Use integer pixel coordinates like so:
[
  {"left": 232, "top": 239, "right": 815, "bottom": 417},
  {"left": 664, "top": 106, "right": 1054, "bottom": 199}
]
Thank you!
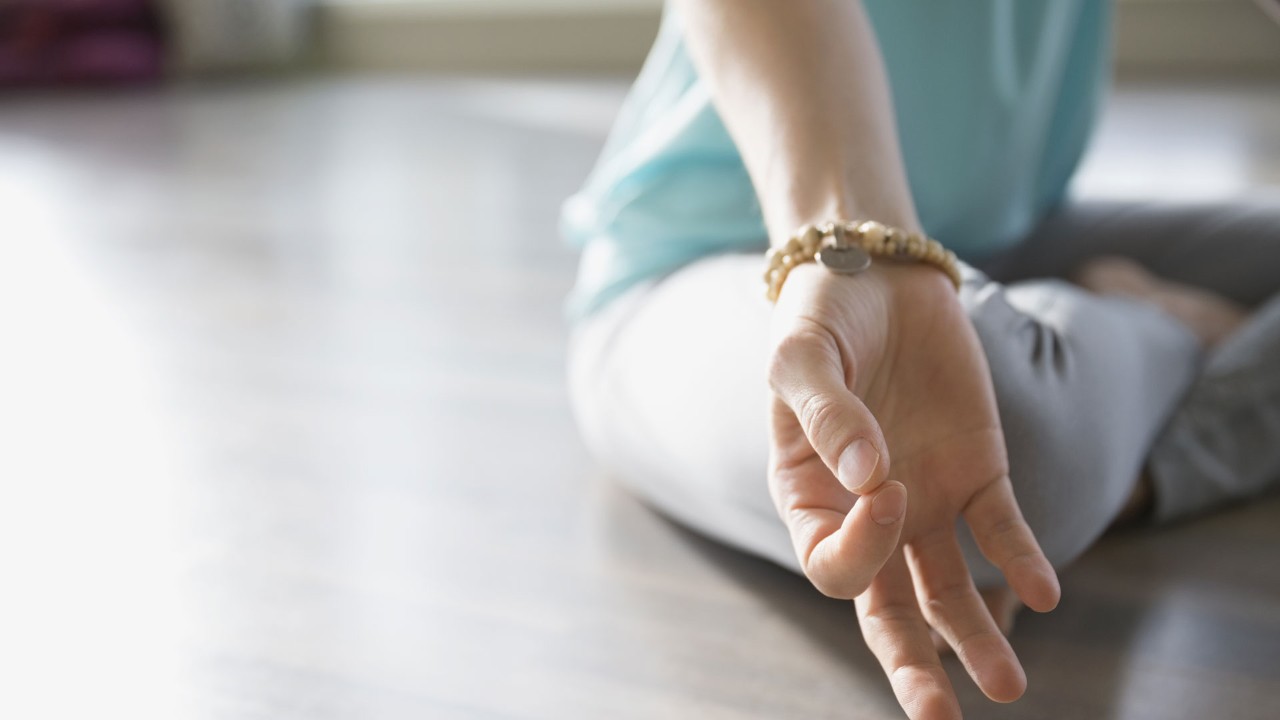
[{"left": 563, "top": 2, "right": 1280, "bottom": 717}]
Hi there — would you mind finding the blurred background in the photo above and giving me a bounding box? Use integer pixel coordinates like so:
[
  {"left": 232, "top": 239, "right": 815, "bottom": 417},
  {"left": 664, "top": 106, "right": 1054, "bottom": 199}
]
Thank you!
[{"left": 0, "top": 1, "right": 1277, "bottom": 719}]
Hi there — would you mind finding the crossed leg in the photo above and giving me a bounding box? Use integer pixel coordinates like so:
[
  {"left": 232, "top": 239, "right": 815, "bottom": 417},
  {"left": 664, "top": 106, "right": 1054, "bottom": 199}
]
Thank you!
[{"left": 567, "top": 198, "right": 1280, "bottom": 645}]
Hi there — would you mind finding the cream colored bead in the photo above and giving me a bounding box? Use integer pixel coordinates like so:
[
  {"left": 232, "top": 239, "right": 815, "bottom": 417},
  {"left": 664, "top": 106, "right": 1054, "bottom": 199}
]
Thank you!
[
  {"left": 902, "top": 233, "right": 921, "bottom": 257},
  {"left": 765, "top": 218, "right": 962, "bottom": 301},
  {"left": 800, "top": 225, "right": 822, "bottom": 255},
  {"left": 887, "top": 229, "right": 907, "bottom": 255},
  {"left": 857, "top": 220, "right": 886, "bottom": 246},
  {"left": 768, "top": 273, "right": 785, "bottom": 301}
]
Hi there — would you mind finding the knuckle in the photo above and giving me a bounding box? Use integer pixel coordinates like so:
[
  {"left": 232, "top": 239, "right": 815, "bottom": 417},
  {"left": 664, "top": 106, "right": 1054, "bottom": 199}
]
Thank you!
[
  {"left": 981, "top": 517, "right": 1036, "bottom": 561},
  {"left": 950, "top": 628, "right": 1005, "bottom": 658},
  {"left": 797, "top": 392, "right": 842, "bottom": 438},
  {"left": 978, "top": 519, "right": 1019, "bottom": 555},
  {"left": 1000, "top": 549, "right": 1045, "bottom": 575},
  {"left": 889, "top": 661, "right": 945, "bottom": 684},
  {"left": 920, "top": 585, "right": 970, "bottom": 625},
  {"left": 984, "top": 516, "right": 1022, "bottom": 542},
  {"left": 860, "top": 605, "right": 926, "bottom": 656},
  {"left": 924, "top": 582, "right": 971, "bottom": 609},
  {"left": 863, "top": 603, "right": 919, "bottom": 629}
]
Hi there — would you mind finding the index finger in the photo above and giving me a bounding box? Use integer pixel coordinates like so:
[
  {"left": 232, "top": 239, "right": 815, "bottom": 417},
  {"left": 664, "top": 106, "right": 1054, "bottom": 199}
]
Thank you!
[{"left": 769, "top": 412, "right": 907, "bottom": 598}]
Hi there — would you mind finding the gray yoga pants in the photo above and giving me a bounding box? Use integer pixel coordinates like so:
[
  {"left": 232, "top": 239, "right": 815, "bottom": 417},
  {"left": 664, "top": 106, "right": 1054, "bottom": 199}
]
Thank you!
[{"left": 567, "top": 199, "right": 1280, "bottom": 587}]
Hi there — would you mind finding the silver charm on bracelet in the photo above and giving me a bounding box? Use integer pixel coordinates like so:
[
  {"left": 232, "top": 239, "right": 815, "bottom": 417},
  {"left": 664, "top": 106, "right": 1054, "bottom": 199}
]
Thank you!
[{"left": 816, "top": 223, "right": 872, "bottom": 275}]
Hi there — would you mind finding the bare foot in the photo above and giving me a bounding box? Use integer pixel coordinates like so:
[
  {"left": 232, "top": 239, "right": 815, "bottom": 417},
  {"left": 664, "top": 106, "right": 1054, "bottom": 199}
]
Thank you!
[
  {"left": 1111, "top": 471, "right": 1156, "bottom": 529},
  {"left": 933, "top": 585, "right": 1023, "bottom": 653},
  {"left": 1074, "top": 256, "right": 1249, "bottom": 347}
]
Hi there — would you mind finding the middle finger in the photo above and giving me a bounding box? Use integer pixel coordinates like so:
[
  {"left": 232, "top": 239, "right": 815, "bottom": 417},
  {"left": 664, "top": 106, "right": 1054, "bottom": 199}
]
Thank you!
[
  {"left": 855, "top": 550, "right": 961, "bottom": 720},
  {"left": 906, "top": 529, "right": 1026, "bottom": 703}
]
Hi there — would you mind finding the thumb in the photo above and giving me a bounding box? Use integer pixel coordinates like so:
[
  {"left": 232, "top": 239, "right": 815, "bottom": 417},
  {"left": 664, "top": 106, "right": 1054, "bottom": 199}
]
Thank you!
[{"left": 769, "top": 323, "right": 892, "bottom": 495}]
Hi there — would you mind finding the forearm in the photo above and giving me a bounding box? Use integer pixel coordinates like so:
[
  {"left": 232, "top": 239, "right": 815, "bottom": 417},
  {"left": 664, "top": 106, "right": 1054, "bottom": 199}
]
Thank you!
[{"left": 671, "top": 0, "right": 920, "bottom": 245}]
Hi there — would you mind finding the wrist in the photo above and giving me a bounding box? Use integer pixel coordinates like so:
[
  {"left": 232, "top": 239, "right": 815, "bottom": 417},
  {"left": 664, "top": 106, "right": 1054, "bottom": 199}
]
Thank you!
[
  {"left": 765, "top": 220, "right": 960, "bottom": 302},
  {"left": 765, "top": 183, "right": 922, "bottom": 249},
  {"left": 784, "top": 259, "right": 953, "bottom": 300}
]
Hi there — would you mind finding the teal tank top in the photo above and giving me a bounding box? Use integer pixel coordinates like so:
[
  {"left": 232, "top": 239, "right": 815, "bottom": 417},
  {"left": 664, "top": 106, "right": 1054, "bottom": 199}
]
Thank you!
[{"left": 561, "top": 1, "right": 1112, "bottom": 318}]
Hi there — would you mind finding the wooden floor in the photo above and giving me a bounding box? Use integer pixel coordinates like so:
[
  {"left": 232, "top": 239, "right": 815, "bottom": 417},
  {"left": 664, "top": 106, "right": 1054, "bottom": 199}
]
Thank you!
[{"left": 0, "top": 76, "right": 1278, "bottom": 720}]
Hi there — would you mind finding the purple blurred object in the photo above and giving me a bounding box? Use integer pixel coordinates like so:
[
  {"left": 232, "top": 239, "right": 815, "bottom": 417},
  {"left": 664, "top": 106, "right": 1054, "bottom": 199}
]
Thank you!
[{"left": 0, "top": 0, "right": 165, "bottom": 87}]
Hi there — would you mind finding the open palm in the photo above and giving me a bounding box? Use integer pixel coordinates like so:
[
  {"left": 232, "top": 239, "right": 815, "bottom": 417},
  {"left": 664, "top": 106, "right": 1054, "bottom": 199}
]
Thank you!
[{"left": 767, "top": 262, "right": 1061, "bottom": 720}]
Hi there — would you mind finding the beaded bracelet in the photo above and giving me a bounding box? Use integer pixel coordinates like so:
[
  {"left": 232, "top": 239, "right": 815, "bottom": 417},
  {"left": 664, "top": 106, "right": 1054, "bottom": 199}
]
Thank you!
[{"left": 764, "top": 220, "right": 962, "bottom": 302}]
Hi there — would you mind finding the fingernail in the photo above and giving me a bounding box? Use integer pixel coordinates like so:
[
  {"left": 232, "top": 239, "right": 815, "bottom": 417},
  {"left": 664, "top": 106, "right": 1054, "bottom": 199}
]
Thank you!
[
  {"left": 838, "top": 438, "right": 880, "bottom": 493},
  {"left": 871, "top": 483, "right": 907, "bottom": 526}
]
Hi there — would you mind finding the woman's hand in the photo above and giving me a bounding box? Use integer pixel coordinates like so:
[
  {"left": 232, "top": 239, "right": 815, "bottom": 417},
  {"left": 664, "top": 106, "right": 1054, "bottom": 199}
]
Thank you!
[
  {"left": 767, "top": 261, "right": 1061, "bottom": 719},
  {"left": 673, "top": 1, "right": 1058, "bottom": 712}
]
